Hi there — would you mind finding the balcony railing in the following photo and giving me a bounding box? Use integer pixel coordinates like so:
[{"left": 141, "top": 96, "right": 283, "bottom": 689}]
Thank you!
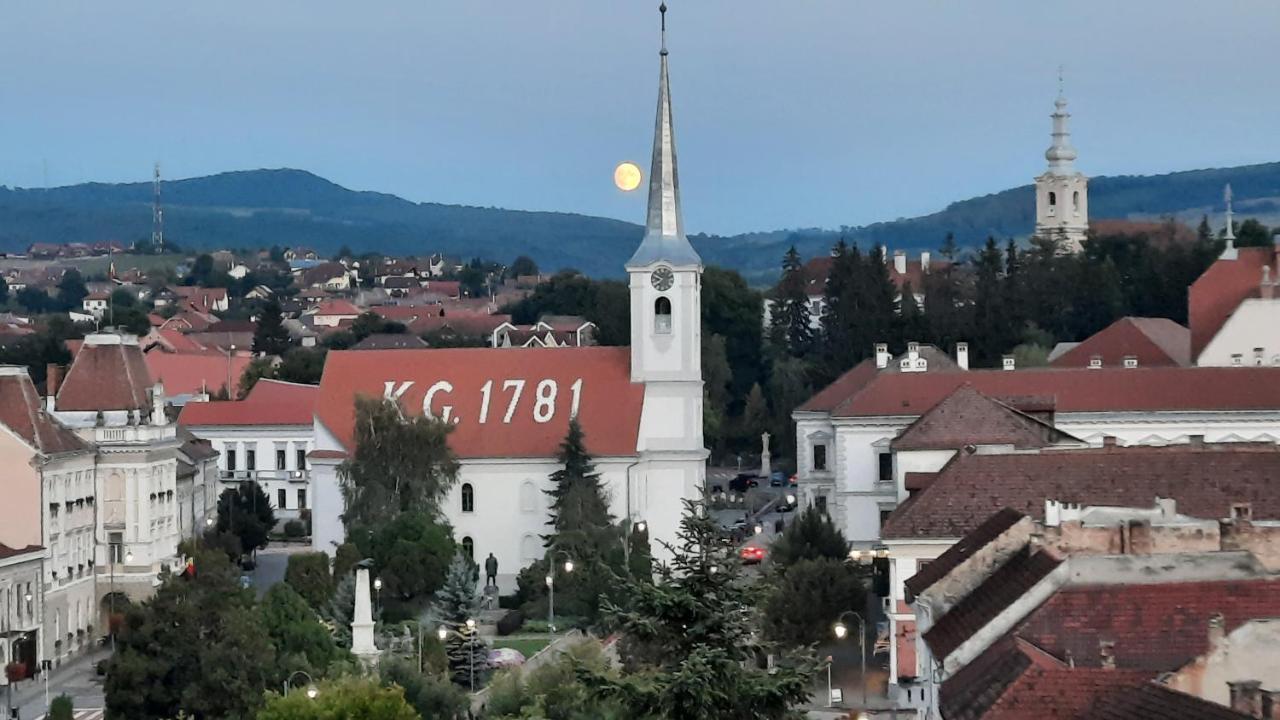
[
  {"left": 219, "top": 469, "right": 310, "bottom": 482},
  {"left": 93, "top": 424, "right": 176, "bottom": 445}
]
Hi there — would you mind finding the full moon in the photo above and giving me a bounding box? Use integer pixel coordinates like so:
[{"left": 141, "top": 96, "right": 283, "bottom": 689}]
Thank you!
[{"left": 614, "top": 162, "right": 643, "bottom": 192}]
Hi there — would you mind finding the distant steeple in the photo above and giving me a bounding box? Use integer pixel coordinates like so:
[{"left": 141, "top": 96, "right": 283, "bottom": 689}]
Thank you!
[
  {"left": 1044, "top": 68, "right": 1078, "bottom": 176},
  {"left": 627, "top": 2, "right": 702, "bottom": 269},
  {"left": 1224, "top": 183, "right": 1236, "bottom": 242}
]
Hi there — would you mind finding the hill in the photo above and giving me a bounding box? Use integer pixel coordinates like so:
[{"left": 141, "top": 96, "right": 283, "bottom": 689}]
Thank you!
[{"left": 2, "top": 163, "right": 1278, "bottom": 280}]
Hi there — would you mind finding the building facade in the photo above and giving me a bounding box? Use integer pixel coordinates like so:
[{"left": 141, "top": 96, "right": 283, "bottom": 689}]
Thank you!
[
  {"left": 0, "top": 545, "right": 43, "bottom": 687},
  {"left": 309, "top": 16, "right": 707, "bottom": 590}
]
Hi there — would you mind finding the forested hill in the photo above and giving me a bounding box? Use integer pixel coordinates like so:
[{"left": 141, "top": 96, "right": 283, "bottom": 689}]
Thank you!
[{"left": 2, "top": 162, "right": 1279, "bottom": 280}]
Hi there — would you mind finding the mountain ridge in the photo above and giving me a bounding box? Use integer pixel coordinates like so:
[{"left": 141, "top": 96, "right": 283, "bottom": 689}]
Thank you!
[{"left": 3, "top": 162, "right": 1279, "bottom": 280}]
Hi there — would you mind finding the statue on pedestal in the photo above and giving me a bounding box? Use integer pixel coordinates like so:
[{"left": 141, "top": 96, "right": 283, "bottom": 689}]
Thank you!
[{"left": 760, "top": 432, "right": 772, "bottom": 480}]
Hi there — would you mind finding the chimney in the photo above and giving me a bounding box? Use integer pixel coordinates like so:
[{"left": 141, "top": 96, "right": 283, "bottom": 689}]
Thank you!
[
  {"left": 1123, "top": 355, "right": 1138, "bottom": 369},
  {"left": 1263, "top": 266, "right": 1275, "bottom": 301},
  {"left": 1098, "top": 640, "right": 1116, "bottom": 669},
  {"left": 1155, "top": 497, "right": 1177, "bottom": 519},
  {"left": 875, "top": 343, "right": 890, "bottom": 369},
  {"left": 907, "top": 341, "right": 920, "bottom": 359},
  {"left": 151, "top": 382, "right": 166, "bottom": 426},
  {"left": 955, "top": 342, "right": 969, "bottom": 371},
  {"left": 893, "top": 250, "right": 907, "bottom": 276},
  {"left": 1208, "top": 613, "right": 1226, "bottom": 648},
  {"left": 1002, "top": 355, "right": 1016, "bottom": 371},
  {"left": 920, "top": 251, "right": 931, "bottom": 273},
  {"left": 1230, "top": 680, "right": 1263, "bottom": 718},
  {"left": 46, "top": 363, "right": 63, "bottom": 411},
  {"left": 1262, "top": 689, "right": 1280, "bottom": 720}
]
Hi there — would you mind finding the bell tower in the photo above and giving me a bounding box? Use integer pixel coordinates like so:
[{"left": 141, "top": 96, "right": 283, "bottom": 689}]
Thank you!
[{"left": 1034, "top": 71, "right": 1089, "bottom": 253}]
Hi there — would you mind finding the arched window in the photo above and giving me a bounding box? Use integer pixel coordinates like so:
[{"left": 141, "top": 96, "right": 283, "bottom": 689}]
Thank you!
[
  {"left": 521, "top": 534, "right": 540, "bottom": 563},
  {"left": 1048, "top": 191, "right": 1057, "bottom": 206},
  {"left": 520, "top": 482, "right": 537, "bottom": 513},
  {"left": 462, "top": 536, "right": 474, "bottom": 559},
  {"left": 1072, "top": 191, "right": 1080, "bottom": 211},
  {"left": 654, "top": 296, "right": 672, "bottom": 334},
  {"left": 461, "top": 483, "right": 474, "bottom": 513}
]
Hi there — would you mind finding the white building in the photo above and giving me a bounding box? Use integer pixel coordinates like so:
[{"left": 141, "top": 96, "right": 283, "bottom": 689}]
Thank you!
[
  {"left": 309, "top": 13, "right": 707, "bottom": 589},
  {"left": 794, "top": 347, "right": 1280, "bottom": 546},
  {"left": 176, "top": 432, "right": 220, "bottom": 540},
  {"left": 179, "top": 380, "right": 317, "bottom": 526},
  {"left": 0, "top": 366, "right": 96, "bottom": 668},
  {"left": 1190, "top": 239, "right": 1280, "bottom": 367},
  {"left": 0, "top": 545, "right": 43, "bottom": 689},
  {"left": 48, "top": 334, "right": 183, "bottom": 622},
  {"left": 1034, "top": 85, "right": 1089, "bottom": 253}
]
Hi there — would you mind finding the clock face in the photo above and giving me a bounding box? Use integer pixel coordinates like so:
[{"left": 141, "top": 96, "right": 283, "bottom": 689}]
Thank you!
[{"left": 651, "top": 267, "right": 675, "bottom": 291}]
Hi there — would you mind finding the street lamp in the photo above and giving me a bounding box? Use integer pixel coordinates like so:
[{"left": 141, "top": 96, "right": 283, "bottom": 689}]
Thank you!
[
  {"left": 545, "top": 550, "right": 574, "bottom": 633},
  {"left": 833, "top": 611, "right": 867, "bottom": 709},
  {"left": 373, "top": 577, "right": 382, "bottom": 619},
  {"left": 284, "top": 670, "right": 317, "bottom": 699},
  {"left": 437, "top": 620, "right": 479, "bottom": 693},
  {"left": 622, "top": 517, "right": 647, "bottom": 567}
]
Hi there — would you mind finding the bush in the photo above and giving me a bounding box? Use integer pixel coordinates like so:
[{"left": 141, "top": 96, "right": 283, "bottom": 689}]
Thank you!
[
  {"left": 496, "top": 609, "right": 524, "bottom": 636},
  {"left": 380, "top": 657, "right": 468, "bottom": 720},
  {"left": 284, "top": 552, "right": 333, "bottom": 609},
  {"left": 497, "top": 594, "right": 520, "bottom": 610},
  {"left": 283, "top": 520, "right": 306, "bottom": 538},
  {"left": 48, "top": 694, "right": 74, "bottom": 720},
  {"left": 333, "top": 542, "right": 361, "bottom": 580}
]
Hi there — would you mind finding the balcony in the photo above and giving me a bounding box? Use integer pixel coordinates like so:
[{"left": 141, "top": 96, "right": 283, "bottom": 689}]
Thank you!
[
  {"left": 93, "top": 424, "right": 177, "bottom": 446},
  {"left": 219, "top": 469, "right": 310, "bottom": 483}
]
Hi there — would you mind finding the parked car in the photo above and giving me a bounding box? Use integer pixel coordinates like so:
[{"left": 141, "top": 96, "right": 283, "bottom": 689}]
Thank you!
[
  {"left": 769, "top": 471, "right": 786, "bottom": 487},
  {"left": 729, "top": 474, "right": 760, "bottom": 493},
  {"left": 740, "top": 546, "right": 766, "bottom": 565}
]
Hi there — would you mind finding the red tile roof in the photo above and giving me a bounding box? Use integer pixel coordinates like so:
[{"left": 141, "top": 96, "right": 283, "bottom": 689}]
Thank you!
[
  {"left": 923, "top": 546, "right": 1063, "bottom": 660},
  {"left": 940, "top": 636, "right": 1068, "bottom": 720},
  {"left": 426, "top": 280, "right": 461, "bottom": 298},
  {"left": 57, "top": 336, "right": 154, "bottom": 411},
  {"left": 179, "top": 379, "right": 318, "bottom": 427},
  {"left": 1050, "top": 317, "right": 1191, "bottom": 369},
  {"left": 984, "top": 666, "right": 1154, "bottom": 720},
  {"left": 411, "top": 312, "right": 510, "bottom": 338},
  {"left": 1088, "top": 682, "right": 1253, "bottom": 720},
  {"left": 1015, "top": 578, "right": 1280, "bottom": 672},
  {"left": 314, "top": 299, "right": 361, "bottom": 317},
  {"left": 903, "top": 508, "right": 1027, "bottom": 602},
  {"left": 146, "top": 327, "right": 209, "bottom": 354},
  {"left": 146, "top": 351, "right": 254, "bottom": 398},
  {"left": 1190, "top": 247, "right": 1278, "bottom": 360},
  {"left": 0, "top": 543, "right": 43, "bottom": 560},
  {"left": 891, "top": 385, "right": 1080, "bottom": 451},
  {"left": 826, "top": 365, "right": 1280, "bottom": 417},
  {"left": 798, "top": 345, "right": 961, "bottom": 413},
  {"left": 316, "top": 347, "right": 643, "bottom": 459},
  {"left": 881, "top": 443, "right": 1280, "bottom": 539},
  {"left": 0, "top": 368, "right": 90, "bottom": 455}
]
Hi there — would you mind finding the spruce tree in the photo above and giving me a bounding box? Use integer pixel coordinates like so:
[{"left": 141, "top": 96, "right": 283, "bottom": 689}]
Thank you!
[
  {"left": 972, "top": 237, "right": 1010, "bottom": 364},
  {"left": 544, "top": 419, "right": 615, "bottom": 553},
  {"left": 860, "top": 244, "right": 897, "bottom": 352},
  {"left": 433, "top": 553, "right": 490, "bottom": 688},
  {"left": 1197, "top": 214, "right": 1213, "bottom": 243},
  {"left": 820, "top": 239, "right": 859, "bottom": 378},
  {"left": 253, "top": 298, "right": 292, "bottom": 357},
  {"left": 771, "top": 246, "right": 814, "bottom": 357},
  {"left": 578, "top": 499, "right": 817, "bottom": 720}
]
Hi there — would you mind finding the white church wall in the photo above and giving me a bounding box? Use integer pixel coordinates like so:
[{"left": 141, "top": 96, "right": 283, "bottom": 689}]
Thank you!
[{"left": 1196, "top": 298, "right": 1280, "bottom": 367}]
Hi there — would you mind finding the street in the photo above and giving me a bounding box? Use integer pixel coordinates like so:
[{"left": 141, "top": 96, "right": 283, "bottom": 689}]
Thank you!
[{"left": 5, "top": 649, "right": 106, "bottom": 720}]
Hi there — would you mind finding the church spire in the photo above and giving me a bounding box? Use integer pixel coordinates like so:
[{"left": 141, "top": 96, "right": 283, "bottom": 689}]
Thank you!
[
  {"left": 1224, "top": 183, "right": 1237, "bottom": 242},
  {"left": 627, "top": 2, "right": 701, "bottom": 269},
  {"left": 1044, "top": 68, "right": 1078, "bottom": 176}
]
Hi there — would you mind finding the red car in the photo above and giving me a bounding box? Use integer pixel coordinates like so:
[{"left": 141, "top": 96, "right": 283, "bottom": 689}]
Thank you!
[{"left": 740, "top": 546, "right": 766, "bottom": 565}]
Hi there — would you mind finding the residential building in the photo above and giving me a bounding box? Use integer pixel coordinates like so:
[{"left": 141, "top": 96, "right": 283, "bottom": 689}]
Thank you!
[
  {"left": 1191, "top": 243, "right": 1280, "bottom": 367},
  {"left": 0, "top": 365, "right": 97, "bottom": 666},
  {"left": 175, "top": 432, "right": 219, "bottom": 541},
  {"left": 309, "top": 19, "right": 708, "bottom": 591},
  {"left": 491, "top": 316, "right": 598, "bottom": 348},
  {"left": 179, "top": 380, "right": 317, "bottom": 526},
  {"left": 81, "top": 291, "right": 111, "bottom": 319},
  {"left": 48, "top": 333, "right": 183, "bottom": 621},
  {"left": 308, "top": 299, "right": 361, "bottom": 328},
  {"left": 0, "top": 544, "right": 43, "bottom": 685}
]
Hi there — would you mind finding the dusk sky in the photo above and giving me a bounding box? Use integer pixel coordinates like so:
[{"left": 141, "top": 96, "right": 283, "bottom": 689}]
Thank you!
[{"left": 1, "top": 2, "right": 1277, "bottom": 236}]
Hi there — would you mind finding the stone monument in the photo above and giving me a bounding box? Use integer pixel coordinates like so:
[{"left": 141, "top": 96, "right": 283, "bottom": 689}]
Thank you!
[
  {"left": 760, "top": 432, "right": 772, "bottom": 480},
  {"left": 351, "top": 561, "right": 379, "bottom": 662}
]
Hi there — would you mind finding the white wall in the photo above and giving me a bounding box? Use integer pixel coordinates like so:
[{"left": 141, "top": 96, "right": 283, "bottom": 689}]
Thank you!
[
  {"left": 893, "top": 449, "right": 956, "bottom": 502},
  {"left": 1167, "top": 619, "right": 1280, "bottom": 707},
  {"left": 1197, "top": 298, "right": 1280, "bottom": 367},
  {"left": 186, "top": 425, "right": 314, "bottom": 520}
]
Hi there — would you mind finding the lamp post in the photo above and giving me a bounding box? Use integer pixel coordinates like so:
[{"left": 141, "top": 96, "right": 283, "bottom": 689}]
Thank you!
[
  {"left": 283, "top": 670, "right": 317, "bottom": 699},
  {"left": 544, "top": 551, "right": 574, "bottom": 633},
  {"left": 437, "top": 619, "right": 479, "bottom": 693},
  {"left": 833, "top": 610, "right": 866, "bottom": 709},
  {"left": 373, "top": 577, "right": 382, "bottom": 620},
  {"left": 622, "top": 517, "right": 647, "bottom": 568}
]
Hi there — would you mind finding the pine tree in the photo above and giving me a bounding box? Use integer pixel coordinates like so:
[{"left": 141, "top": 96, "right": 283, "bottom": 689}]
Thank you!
[
  {"left": 820, "top": 239, "right": 860, "bottom": 378},
  {"left": 1197, "top": 214, "right": 1213, "bottom": 243},
  {"left": 769, "top": 507, "right": 850, "bottom": 570},
  {"left": 544, "top": 419, "right": 614, "bottom": 553},
  {"left": 940, "top": 231, "right": 959, "bottom": 261},
  {"left": 323, "top": 574, "right": 355, "bottom": 648},
  {"left": 253, "top": 298, "right": 292, "bottom": 356},
  {"left": 860, "top": 244, "right": 898, "bottom": 352},
  {"left": 433, "top": 553, "right": 489, "bottom": 688},
  {"left": 740, "top": 383, "right": 769, "bottom": 442},
  {"left": 897, "top": 281, "right": 927, "bottom": 346},
  {"left": 578, "top": 500, "right": 818, "bottom": 720},
  {"left": 972, "top": 237, "right": 1010, "bottom": 365},
  {"left": 771, "top": 246, "right": 814, "bottom": 357}
]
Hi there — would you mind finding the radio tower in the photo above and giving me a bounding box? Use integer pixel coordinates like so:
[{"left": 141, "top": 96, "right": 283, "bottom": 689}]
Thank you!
[{"left": 152, "top": 162, "right": 164, "bottom": 252}]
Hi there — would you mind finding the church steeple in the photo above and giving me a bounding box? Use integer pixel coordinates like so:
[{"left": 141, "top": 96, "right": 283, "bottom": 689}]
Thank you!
[
  {"left": 1044, "top": 81, "right": 1079, "bottom": 176},
  {"left": 1034, "top": 68, "right": 1089, "bottom": 254},
  {"left": 627, "top": 2, "right": 701, "bottom": 270}
]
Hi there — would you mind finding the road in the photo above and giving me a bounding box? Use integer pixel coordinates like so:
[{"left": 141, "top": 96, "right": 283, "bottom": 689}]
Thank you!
[
  {"left": 250, "top": 542, "right": 313, "bottom": 598},
  {"left": 6, "top": 649, "right": 107, "bottom": 720}
]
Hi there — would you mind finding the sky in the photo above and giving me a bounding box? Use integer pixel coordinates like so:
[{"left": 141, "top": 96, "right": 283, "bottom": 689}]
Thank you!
[{"left": 1, "top": 2, "right": 1278, "bottom": 236}]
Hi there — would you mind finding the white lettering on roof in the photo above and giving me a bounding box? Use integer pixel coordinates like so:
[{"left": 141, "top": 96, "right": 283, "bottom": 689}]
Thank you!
[{"left": 423, "top": 381, "right": 455, "bottom": 424}]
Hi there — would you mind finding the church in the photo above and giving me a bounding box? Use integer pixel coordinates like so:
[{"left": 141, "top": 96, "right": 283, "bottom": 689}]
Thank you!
[{"left": 309, "top": 9, "right": 708, "bottom": 590}]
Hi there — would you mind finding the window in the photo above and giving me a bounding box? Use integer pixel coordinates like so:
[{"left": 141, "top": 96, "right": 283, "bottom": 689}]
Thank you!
[
  {"left": 246, "top": 450, "right": 256, "bottom": 471},
  {"left": 519, "top": 482, "right": 537, "bottom": 513},
  {"left": 813, "top": 444, "right": 828, "bottom": 472},
  {"left": 878, "top": 453, "right": 893, "bottom": 483},
  {"left": 880, "top": 509, "right": 893, "bottom": 528},
  {"left": 277, "top": 489, "right": 287, "bottom": 509},
  {"left": 521, "top": 534, "right": 540, "bottom": 563},
  {"left": 1048, "top": 191, "right": 1057, "bottom": 206},
  {"left": 654, "top": 296, "right": 672, "bottom": 334},
  {"left": 461, "top": 483, "right": 474, "bottom": 513},
  {"left": 1072, "top": 190, "right": 1080, "bottom": 211},
  {"left": 815, "top": 495, "right": 828, "bottom": 515},
  {"left": 276, "top": 449, "right": 286, "bottom": 470},
  {"left": 296, "top": 449, "right": 307, "bottom": 471},
  {"left": 297, "top": 489, "right": 307, "bottom": 509},
  {"left": 226, "top": 449, "right": 237, "bottom": 472},
  {"left": 109, "top": 532, "right": 123, "bottom": 564},
  {"left": 462, "top": 536, "right": 474, "bottom": 560}
]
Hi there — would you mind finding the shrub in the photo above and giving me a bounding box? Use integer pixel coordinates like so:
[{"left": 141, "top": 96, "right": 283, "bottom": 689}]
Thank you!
[
  {"left": 284, "top": 552, "right": 333, "bottom": 609},
  {"left": 497, "top": 594, "right": 520, "bottom": 610},
  {"left": 48, "top": 694, "right": 74, "bottom": 720},
  {"left": 333, "top": 542, "right": 361, "bottom": 580},
  {"left": 283, "top": 520, "right": 306, "bottom": 538},
  {"left": 496, "top": 609, "right": 524, "bottom": 636}
]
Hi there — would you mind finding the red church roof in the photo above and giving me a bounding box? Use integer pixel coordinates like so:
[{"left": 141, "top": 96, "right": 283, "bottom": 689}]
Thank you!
[
  {"left": 315, "top": 346, "right": 643, "bottom": 459},
  {"left": 180, "top": 379, "right": 318, "bottom": 427},
  {"left": 1189, "top": 246, "right": 1278, "bottom": 360}
]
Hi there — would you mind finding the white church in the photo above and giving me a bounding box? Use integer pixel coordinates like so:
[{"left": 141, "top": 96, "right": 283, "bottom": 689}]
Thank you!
[
  {"left": 309, "top": 9, "right": 708, "bottom": 590},
  {"left": 1034, "top": 82, "right": 1090, "bottom": 252}
]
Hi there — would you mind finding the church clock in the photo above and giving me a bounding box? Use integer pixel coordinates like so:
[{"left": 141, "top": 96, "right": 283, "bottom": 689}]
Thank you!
[{"left": 650, "top": 266, "right": 674, "bottom": 291}]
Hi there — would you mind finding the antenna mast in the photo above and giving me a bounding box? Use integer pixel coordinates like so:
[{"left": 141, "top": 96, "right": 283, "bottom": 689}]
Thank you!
[{"left": 152, "top": 162, "right": 164, "bottom": 252}]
